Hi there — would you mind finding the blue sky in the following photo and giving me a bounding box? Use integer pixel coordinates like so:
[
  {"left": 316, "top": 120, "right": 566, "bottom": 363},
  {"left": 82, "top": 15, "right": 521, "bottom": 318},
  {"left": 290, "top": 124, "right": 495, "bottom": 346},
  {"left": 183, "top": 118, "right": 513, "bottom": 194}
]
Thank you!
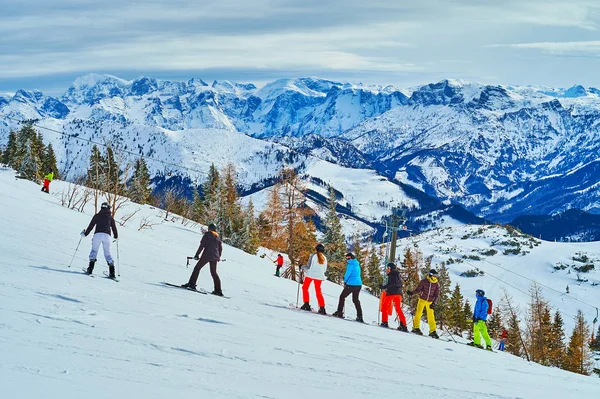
[{"left": 1, "top": 0, "right": 600, "bottom": 94}]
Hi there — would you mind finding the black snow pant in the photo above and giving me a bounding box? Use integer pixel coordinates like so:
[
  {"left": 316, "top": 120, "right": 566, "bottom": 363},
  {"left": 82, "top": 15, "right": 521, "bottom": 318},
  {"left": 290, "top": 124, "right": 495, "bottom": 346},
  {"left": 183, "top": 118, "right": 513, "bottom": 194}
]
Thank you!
[
  {"left": 336, "top": 285, "right": 362, "bottom": 318},
  {"left": 188, "top": 259, "right": 221, "bottom": 292}
]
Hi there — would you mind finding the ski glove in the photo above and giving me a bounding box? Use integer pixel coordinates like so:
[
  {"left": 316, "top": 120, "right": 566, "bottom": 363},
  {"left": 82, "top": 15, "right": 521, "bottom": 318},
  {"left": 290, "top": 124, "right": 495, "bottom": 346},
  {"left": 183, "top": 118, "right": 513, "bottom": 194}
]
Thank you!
[
  {"left": 473, "top": 317, "right": 479, "bottom": 323},
  {"left": 80, "top": 230, "right": 86, "bottom": 237},
  {"left": 194, "top": 255, "right": 199, "bottom": 260},
  {"left": 429, "top": 304, "right": 435, "bottom": 311},
  {"left": 406, "top": 290, "right": 413, "bottom": 296}
]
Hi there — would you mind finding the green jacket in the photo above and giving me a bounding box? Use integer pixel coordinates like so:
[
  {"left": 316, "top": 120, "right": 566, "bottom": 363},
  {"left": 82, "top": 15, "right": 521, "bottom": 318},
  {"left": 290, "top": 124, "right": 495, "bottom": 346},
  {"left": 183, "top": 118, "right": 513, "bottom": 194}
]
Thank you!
[{"left": 44, "top": 172, "right": 54, "bottom": 181}]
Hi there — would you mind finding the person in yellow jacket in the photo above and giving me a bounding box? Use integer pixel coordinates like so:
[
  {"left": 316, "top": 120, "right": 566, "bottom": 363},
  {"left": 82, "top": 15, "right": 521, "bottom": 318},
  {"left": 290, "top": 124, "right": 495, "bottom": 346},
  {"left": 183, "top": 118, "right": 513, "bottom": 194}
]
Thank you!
[
  {"left": 406, "top": 269, "right": 440, "bottom": 339},
  {"left": 41, "top": 172, "right": 54, "bottom": 193}
]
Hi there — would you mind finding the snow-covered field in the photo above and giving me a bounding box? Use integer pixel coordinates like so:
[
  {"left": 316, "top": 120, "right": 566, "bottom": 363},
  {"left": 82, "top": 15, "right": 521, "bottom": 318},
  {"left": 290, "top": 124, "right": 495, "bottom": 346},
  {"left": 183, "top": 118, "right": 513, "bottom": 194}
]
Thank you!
[{"left": 1, "top": 169, "right": 599, "bottom": 398}]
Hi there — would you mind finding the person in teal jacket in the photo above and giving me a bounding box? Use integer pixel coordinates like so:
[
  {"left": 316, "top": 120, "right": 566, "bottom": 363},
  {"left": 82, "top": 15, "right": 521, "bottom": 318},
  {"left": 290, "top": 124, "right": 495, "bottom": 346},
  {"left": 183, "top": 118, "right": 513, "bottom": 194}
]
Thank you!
[
  {"left": 332, "top": 253, "right": 363, "bottom": 322},
  {"left": 468, "top": 289, "right": 493, "bottom": 351}
]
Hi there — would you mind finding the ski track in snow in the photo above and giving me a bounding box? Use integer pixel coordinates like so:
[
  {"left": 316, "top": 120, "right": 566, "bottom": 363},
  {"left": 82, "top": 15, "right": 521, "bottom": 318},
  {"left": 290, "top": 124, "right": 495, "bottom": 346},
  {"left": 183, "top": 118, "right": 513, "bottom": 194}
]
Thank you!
[{"left": 0, "top": 170, "right": 599, "bottom": 398}]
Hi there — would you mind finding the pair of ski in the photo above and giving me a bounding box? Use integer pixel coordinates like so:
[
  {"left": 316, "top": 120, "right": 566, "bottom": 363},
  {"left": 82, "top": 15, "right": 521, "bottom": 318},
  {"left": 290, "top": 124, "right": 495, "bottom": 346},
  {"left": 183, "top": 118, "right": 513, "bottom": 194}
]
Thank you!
[
  {"left": 289, "top": 305, "right": 364, "bottom": 324},
  {"left": 162, "top": 282, "right": 230, "bottom": 299},
  {"left": 81, "top": 268, "right": 119, "bottom": 282}
]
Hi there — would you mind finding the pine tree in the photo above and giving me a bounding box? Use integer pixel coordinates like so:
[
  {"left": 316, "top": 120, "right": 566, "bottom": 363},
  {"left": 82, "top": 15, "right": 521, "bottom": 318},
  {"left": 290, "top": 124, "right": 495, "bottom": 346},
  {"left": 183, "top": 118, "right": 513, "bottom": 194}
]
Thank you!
[
  {"left": 563, "top": 310, "right": 594, "bottom": 375},
  {"left": 593, "top": 324, "right": 600, "bottom": 351},
  {"left": 2, "top": 131, "right": 17, "bottom": 166},
  {"left": 434, "top": 262, "right": 452, "bottom": 327},
  {"left": 86, "top": 145, "right": 106, "bottom": 212},
  {"left": 191, "top": 186, "right": 204, "bottom": 222},
  {"left": 447, "top": 284, "right": 467, "bottom": 334},
  {"left": 364, "top": 245, "right": 383, "bottom": 296},
  {"left": 502, "top": 291, "right": 526, "bottom": 359},
  {"left": 201, "top": 163, "right": 220, "bottom": 225},
  {"left": 17, "top": 139, "right": 41, "bottom": 181},
  {"left": 548, "top": 310, "right": 566, "bottom": 368},
  {"left": 279, "top": 168, "right": 315, "bottom": 280},
  {"left": 526, "top": 283, "right": 553, "bottom": 364},
  {"left": 506, "top": 311, "right": 523, "bottom": 357},
  {"left": 289, "top": 217, "right": 317, "bottom": 270},
  {"left": 219, "top": 163, "right": 245, "bottom": 247},
  {"left": 241, "top": 199, "right": 260, "bottom": 255},
  {"left": 102, "top": 146, "right": 122, "bottom": 195},
  {"left": 35, "top": 132, "right": 46, "bottom": 165},
  {"left": 400, "top": 246, "right": 422, "bottom": 314},
  {"left": 129, "top": 158, "right": 151, "bottom": 204},
  {"left": 463, "top": 299, "right": 473, "bottom": 333},
  {"left": 323, "top": 186, "right": 347, "bottom": 284},
  {"left": 258, "top": 184, "right": 286, "bottom": 251},
  {"left": 42, "top": 143, "right": 60, "bottom": 178},
  {"left": 350, "top": 234, "right": 366, "bottom": 282},
  {"left": 486, "top": 305, "right": 503, "bottom": 340}
]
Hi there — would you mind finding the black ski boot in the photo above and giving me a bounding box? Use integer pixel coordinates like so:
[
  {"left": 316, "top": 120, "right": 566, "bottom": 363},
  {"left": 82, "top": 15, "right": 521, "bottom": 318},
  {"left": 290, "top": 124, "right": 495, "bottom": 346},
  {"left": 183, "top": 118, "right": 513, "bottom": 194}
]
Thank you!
[
  {"left": 411, "top": 328, "right": 423, "bottom": 335},
  {"left": 211, "top": 290, "right": 224, "bottom": 297},
  {"left": 356, "top": 316, "right": 364, "bottom": 323},
  {"left": 380, "top": 322, "right": 389, "bottom": 328},
  {"left": 429, "top": 330, "right": 440, "bottom": 339},
  {"left": 86, "top": 259, "right": 96, "bottom": 275},
  {"left": 317, "top": 307, "right": 327, "bottom": 315},
  {"left": 332, "top": 311, "right": 344, "bottom": 318},
  {"left": 485, "top": 345, "right": 494, "bottom": 352},
  {"left": 300, "top": 302, "right": 311, "bottom": 311},
  {"left": 397, "top": 323, "right": 408, "bottom": 332},
  {"left": 181, "top": 283, "right": 197, "bottom": 290},
  {"left": 108, "top": 263, "right": 116, "bottom": 279}
]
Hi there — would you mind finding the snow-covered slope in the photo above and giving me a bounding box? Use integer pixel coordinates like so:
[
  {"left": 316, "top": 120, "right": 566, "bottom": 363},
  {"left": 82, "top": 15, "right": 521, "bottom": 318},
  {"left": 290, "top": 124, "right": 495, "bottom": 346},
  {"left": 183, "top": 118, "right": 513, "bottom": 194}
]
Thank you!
[{"left": 1, "top": 169, "right": 599, "bottom": 398}]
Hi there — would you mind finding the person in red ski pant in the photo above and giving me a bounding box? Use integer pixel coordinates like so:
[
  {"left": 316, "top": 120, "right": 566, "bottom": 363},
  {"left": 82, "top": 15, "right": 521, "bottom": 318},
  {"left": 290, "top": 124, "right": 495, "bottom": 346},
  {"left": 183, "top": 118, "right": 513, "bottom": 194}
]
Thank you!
[{"left": 380, "top": 262, "right": 408, "bottom": 331}]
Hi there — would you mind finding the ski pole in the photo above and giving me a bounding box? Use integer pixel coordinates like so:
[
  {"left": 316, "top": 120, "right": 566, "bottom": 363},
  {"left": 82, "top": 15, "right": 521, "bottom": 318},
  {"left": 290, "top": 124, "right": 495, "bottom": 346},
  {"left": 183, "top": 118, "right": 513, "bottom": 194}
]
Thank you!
[
  {"left": 68, "top": 235, "right": 83, "bottom": 268},
  {"left": 296, "top": 267, "right": 303, "bottom": 308},
  {"left": 441, "top": 322, "right": 457, "bottom": 343},
  {"left": 116, "top": 239, "right": 121, "bottom": 277}
]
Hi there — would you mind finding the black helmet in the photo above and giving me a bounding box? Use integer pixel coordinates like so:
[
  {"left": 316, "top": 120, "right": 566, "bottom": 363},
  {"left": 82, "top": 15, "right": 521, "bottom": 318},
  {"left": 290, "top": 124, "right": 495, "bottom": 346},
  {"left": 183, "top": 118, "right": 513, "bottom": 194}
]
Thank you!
[
  {"left": 345, "top": 252, "right": 355, "bottom": 259},
  {"left": 387, "top": 262, "right": 397, "bottom": 270},
  {"left": 315, "top": 243, "right": 325, "bottom": 252},
  {"left": 208, "top": 223, "right": 217, "bottom": 231},
  {"left": 277, "top": 254, "right": 282, "bottom": 257},
  {"left": 476, "top": 289, "right": 485, "bottom": 296},
  {"left": 428, "top": 269, "right": 438, "bottom": 276},
  {"left": 101, "top": 202, "right": 110, "bottom": 209}
]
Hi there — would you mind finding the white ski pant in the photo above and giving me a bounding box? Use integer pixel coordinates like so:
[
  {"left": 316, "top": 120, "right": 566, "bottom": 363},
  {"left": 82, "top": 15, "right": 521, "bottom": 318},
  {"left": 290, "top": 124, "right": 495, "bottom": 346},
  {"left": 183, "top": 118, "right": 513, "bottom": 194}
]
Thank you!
[{"left": 89, "top": 233, "right": 114, "bottom": 264}]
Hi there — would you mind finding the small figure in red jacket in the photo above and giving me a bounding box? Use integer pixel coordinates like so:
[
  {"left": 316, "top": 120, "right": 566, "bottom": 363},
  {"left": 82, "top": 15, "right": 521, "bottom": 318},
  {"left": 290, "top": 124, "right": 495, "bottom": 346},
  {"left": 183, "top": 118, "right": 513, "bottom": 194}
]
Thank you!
[
  {"left": 274, "top": 254, "right": 284, "bottom": 277},
  {"left": 499, "top": 329, "right": 508, "bottom": 351}
]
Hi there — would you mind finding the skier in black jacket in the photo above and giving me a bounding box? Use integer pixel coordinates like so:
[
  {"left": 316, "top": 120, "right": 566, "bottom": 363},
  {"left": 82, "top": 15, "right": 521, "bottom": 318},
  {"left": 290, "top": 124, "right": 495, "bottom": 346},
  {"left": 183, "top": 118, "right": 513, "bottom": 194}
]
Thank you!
[
  {"left": 182, "top": 223, "right": 224, "bottom": 296},
  {"left": 82, "top": 202, "right": 118, "bottom": 277},
  {"left": 380, "top": 263, "right": 408, "bottom": 331}
]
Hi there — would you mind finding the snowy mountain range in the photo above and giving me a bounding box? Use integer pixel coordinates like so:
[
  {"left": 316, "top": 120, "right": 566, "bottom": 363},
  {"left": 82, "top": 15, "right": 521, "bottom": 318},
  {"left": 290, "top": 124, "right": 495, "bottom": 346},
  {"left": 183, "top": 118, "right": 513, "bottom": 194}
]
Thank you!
[{"left": 2, "top": 74, "right": 600, "bottom": 240}]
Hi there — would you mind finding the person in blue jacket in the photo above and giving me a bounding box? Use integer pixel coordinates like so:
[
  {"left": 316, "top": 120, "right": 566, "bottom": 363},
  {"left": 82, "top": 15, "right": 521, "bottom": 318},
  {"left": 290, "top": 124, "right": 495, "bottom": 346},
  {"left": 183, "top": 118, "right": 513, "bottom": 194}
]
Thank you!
[
  {"left": 468, "top": 289, "right": 493, "bottom": 350},
  {"left": 332, "top": 253, "right": 363, "bottom": 322}
]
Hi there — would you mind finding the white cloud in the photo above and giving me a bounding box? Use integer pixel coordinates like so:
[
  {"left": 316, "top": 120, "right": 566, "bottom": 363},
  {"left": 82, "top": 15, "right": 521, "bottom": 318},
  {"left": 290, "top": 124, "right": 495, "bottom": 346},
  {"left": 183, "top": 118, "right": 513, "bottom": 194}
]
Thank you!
[
  {"left": 490, "top": 41, "right": 600, "bottom": 56},
  {"left": 2, "top": 0, "right": 600, "bottom": 88}
]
